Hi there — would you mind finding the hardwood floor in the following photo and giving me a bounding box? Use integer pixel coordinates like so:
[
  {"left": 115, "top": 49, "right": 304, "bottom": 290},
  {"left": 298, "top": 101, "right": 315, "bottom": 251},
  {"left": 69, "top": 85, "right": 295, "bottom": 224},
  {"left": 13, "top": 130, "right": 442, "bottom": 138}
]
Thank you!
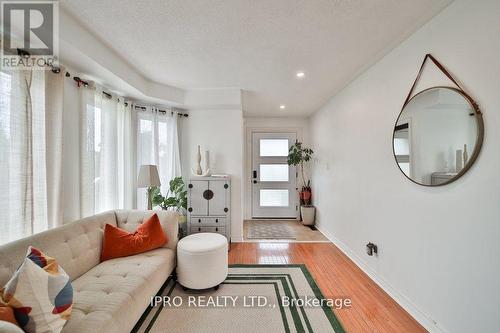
[{"left": 228, "top": 242, "right": 426, "bottom": 333}]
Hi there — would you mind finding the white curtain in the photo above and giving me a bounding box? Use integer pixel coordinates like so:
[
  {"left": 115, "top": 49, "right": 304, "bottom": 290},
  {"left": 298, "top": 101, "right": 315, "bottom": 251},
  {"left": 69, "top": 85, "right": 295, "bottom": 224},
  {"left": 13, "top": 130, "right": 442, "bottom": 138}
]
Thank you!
[
  {"left": 136, "top": 106, "right": 181, "bottom": 209},
  {"left": 79, "top": 86, "right": 134, "bottom": 217},
  {"left": 0, "top": 69, "right": 64, "bottom": 244}
]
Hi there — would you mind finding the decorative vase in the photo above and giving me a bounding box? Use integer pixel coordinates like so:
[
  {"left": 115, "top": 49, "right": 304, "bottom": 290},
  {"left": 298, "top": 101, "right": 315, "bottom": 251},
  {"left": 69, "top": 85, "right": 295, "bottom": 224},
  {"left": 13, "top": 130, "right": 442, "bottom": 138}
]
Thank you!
[
  {"left": 195, "top": 145, "right": 202, "bottom": 175},
  {"left": 455, "top": 149, "right": 463, "bottom": 172},
  {"left": 204, "top": 150, "right": 211, "bottom": 176},
  {"left": 300, "top": 190, "right": 312, "bottom": 205},
  {"left": 300, "top": 206, "right": 316, "bottom": 226},
  {"left": 463, "top": 144, "right": 468, "bottom": 165}
]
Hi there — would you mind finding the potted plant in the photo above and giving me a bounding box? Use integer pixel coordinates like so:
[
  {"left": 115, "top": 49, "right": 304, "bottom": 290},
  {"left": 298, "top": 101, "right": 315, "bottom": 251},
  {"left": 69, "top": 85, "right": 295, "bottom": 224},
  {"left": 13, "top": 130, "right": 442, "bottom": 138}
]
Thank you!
[
  {"left": 287, "top": 141, "right": 315, "bottom": 226},
  {"left": 151, "top": 176, "right": 188, "bottom": 238}
]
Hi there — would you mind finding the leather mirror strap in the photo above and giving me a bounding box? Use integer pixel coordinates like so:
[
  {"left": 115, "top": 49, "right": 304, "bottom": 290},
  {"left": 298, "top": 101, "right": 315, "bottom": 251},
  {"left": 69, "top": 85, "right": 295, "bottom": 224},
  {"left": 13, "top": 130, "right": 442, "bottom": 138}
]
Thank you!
[{"left": 403, "top": 54, "right": 480, "bottom": 114}]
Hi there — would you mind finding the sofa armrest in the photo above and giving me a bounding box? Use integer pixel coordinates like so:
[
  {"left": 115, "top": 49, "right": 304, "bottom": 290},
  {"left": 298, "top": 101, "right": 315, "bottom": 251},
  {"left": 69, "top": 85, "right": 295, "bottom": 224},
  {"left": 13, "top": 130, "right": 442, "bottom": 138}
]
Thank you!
[
  {"left": 155, "top": 210, "right": 179, "bottom": 250},
  {"left": 114, "top": 210, "right": 179, "bottom": 251}
]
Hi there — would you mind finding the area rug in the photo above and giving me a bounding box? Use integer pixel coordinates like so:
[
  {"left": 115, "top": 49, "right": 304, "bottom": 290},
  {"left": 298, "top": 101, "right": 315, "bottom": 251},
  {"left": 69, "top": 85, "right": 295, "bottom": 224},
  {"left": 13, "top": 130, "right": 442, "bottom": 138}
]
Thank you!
[
  {"left": 132, "top": 265, "right": 344, "bottom": 333},
  {"left": 247, "top": 221, "right": 296, "bottom": 239}
]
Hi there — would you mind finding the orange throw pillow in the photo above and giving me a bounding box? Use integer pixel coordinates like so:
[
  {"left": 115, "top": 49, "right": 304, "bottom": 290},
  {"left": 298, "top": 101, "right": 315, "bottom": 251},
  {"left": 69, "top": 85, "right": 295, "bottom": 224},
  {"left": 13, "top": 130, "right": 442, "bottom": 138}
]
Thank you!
[
  {"left": 100, "top": 213, "right": 168, "bottom": 262},
  {"left": 0, "top": 304, "right": 19, "bottom": 326}
]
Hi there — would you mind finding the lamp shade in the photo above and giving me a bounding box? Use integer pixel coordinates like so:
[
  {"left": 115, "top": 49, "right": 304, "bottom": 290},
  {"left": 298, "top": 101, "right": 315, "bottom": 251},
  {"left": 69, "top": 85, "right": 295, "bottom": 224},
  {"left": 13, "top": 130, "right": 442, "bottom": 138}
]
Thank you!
[{"left": 137, "top": 165, "right": 161, "bottom": 188}]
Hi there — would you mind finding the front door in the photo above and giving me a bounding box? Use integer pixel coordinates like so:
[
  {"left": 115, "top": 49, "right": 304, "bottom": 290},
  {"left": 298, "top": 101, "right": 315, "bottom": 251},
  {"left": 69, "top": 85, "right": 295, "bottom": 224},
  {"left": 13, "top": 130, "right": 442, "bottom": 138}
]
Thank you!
[{"left": 251, "top": 132, "right": 297, "bottom": 218}]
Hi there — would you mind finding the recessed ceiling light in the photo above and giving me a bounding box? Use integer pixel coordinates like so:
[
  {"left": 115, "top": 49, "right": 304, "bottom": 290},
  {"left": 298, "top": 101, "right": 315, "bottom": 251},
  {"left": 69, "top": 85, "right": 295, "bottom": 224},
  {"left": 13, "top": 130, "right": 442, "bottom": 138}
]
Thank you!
[
  {"left": 279, "top": 105, "right": 286, "bottom": 110},
  {"left": 296, "top": 71, "right": 305, "bottom": 78}
]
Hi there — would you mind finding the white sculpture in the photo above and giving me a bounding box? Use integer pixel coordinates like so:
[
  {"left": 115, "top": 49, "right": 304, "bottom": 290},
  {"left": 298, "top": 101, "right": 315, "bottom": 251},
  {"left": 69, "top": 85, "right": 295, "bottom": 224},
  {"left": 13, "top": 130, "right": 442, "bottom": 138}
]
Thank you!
[
  {"left": 191, "top": 145, "right": 211, "bottom": 177},
  {"left": 194, "top": 145, "right": 202, "bottom": 175},
  {"left": 204, "top": 150, "right": 211, "bottom": 176}
]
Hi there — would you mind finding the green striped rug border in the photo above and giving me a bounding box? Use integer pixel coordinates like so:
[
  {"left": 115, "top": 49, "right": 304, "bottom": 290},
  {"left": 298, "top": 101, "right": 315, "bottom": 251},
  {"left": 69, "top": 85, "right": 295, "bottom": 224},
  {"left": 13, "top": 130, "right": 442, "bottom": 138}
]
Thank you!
[
  {"left": 131, "top": 276, "right": 174, "bottom": 333},
  {"left": 230, "top": 264, "right": 345, "bottom": 333},
  {"left": 131, "top": 264, "right": 346, "bottom": 333}
]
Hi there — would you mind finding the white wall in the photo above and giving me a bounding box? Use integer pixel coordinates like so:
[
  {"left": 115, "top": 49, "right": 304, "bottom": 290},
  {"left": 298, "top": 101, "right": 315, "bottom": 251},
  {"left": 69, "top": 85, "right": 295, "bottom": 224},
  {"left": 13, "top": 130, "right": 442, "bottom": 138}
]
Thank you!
[
  {"left": 243, "top": 117, "right": 310, "bottom": 219},
  {"left": 309, "top": 1, "right": 500, "bottom": 332},
  {"left": 244, "top": 117, "right": 311, "bottom": 144},
  {"left": 181, "top": 109, "right": 244, "bottom": 241}
]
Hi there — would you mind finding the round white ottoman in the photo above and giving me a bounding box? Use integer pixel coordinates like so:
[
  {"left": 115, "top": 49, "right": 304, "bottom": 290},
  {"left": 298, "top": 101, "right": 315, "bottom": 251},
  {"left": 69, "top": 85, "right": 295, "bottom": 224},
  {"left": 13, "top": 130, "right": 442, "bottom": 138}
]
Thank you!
[{"left": 176, "top": 233, "right": 228, "bottom": 290}]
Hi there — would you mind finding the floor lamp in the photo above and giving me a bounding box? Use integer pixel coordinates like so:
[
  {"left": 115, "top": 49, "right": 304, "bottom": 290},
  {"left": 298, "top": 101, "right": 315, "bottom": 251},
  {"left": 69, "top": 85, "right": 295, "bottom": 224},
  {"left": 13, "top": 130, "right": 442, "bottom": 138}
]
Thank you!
[{"left": 137, "top": 165, "right": 161, "bottom": 210}]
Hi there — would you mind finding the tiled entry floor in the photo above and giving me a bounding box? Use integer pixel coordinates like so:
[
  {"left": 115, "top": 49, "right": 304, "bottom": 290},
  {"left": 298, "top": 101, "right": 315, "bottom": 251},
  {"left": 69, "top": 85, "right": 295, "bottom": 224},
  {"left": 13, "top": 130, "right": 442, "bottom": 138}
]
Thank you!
[{"left": 243, "top": 220, "right": 329, "bottom": 242}]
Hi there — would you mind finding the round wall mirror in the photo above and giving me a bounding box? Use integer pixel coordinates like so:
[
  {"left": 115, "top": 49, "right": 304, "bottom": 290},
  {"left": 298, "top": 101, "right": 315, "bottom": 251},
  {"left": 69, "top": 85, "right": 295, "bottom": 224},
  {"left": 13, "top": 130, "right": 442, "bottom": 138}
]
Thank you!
[{"left": 392, "top": 86, "right": 483, "bottom": 186}]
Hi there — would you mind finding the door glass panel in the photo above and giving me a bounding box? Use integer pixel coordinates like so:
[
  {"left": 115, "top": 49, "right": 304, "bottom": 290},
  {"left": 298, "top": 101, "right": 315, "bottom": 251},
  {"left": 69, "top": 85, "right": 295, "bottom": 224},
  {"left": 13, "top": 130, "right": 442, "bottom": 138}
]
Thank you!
[
  {"left": 398, "top": 162, "right": 410, "bottom": 175},
  {"left": 260, "top": 164, "right": 289, "bottom": 182},
  {"left": 260, "top": 189, "right": 289, "bottom": 207},
  {"left": 394, "top": 138, "right": 409, "bottom": 155},
  {"left": 260, "top": 139, "right": 288, "bottom": 157}
]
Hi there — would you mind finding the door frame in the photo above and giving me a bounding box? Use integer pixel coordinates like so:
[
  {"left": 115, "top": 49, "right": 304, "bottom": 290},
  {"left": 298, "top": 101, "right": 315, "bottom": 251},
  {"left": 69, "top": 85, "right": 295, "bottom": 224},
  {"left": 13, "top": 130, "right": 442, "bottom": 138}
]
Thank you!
[{"left": 244, "top": 127, "right": 302, "bottom": 220}]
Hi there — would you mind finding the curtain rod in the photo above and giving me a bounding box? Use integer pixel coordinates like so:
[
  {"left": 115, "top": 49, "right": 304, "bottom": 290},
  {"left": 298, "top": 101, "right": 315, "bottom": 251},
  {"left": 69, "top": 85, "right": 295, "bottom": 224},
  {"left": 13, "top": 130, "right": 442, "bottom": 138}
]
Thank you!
[
  {"left": 15, "top": 48, "right": 189, "bottom": 118},
  {"left": 73, "top": 76, "right": 188, "bottom": 117},
  {"left": 130, "top": 104, "right": 189, "bottom": 117}
]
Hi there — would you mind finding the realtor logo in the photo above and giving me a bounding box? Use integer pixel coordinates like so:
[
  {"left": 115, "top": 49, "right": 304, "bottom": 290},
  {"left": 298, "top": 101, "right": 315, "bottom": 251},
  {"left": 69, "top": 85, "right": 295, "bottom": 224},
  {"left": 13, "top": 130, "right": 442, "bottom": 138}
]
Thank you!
[{"left": 1, "top": 0, "right": 59, "bottom": 69}]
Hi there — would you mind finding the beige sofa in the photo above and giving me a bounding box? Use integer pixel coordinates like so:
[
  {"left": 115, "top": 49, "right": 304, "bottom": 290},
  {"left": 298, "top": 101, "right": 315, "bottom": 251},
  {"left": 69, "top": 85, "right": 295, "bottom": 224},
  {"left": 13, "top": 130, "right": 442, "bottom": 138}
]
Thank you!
[{"left": 0, "top": 210, "right": 179, "bottom": 333}]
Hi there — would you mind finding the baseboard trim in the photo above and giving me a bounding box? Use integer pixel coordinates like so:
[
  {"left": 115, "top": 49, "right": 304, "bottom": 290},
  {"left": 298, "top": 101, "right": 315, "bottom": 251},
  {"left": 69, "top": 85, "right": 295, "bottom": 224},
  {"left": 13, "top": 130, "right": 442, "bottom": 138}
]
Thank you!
[
  {"left": 242, "top": 240, "right": 331, "bottom": 243},
  {"left": 231, "top": 235, "right": 244, "bottom": 242},
  {"left": 315, "top": 223, "right": 446, "bottom": 333}
]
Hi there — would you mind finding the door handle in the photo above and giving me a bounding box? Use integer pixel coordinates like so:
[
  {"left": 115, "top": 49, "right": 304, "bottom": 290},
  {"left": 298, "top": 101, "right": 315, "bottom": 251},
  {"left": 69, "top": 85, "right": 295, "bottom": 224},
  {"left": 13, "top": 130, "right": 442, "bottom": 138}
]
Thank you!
[
  {"left": 252, "top": 170, "right": 257, "bottom": 179},
  {"left": 253, "top": 180, "right": 257, "bottom": 184}
]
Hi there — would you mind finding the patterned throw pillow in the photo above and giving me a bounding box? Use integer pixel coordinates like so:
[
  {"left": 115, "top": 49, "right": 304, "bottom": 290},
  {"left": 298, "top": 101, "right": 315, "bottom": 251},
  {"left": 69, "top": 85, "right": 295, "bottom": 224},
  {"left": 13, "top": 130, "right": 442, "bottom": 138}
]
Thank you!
[{"left": 0, "top": 247, "right": 73, "bottom": 333}]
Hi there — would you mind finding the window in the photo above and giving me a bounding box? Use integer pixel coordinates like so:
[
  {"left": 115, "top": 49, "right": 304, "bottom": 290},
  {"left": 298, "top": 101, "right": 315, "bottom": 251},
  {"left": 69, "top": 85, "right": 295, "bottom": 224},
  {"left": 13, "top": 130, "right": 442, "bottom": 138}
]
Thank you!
[
  {"left": 260, "top": 139, "right": 289, "bottom": 156},
  {"left": 259, "top": 164, "right": 289, "bottom": 182},
  {"left": 136, "top": 109, "right": 181, "bottom": 209},
  {"left": 80, "top": 92, "right": 133, "bottom": 216},
  {"left": 260, "top": 189, "right": 289, "bottom": 207},
  {"left": 0, "top": 72, "right": 11, "bottom": 137},
  {"left": 0, "top": 70, "right": 57, "bottom": 244}
]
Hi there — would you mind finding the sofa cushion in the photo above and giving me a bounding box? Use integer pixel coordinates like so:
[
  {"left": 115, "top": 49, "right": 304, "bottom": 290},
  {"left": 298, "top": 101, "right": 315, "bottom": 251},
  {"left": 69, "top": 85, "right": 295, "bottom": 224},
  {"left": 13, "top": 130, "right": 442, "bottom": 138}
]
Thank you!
[
  {"left": 62, "top": 248, "right": 175, "bottom": 333},
  {"left": 0, "top": 211, "right": 116, "bottom": 286},
  {"left": 114, "top": 210, "right": 179, "bottom": 251},
  {"left": 1, "top": 247, "right": 73, "bottom": 333},
  {"left": 101, "top": 214, "right": 167, "bottom": 262}
]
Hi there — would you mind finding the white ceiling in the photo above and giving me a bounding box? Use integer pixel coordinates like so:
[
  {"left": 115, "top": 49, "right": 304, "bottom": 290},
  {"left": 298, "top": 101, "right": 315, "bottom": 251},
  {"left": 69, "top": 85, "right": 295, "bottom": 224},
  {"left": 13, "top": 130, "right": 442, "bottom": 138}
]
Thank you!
[{"left": 60, "top": 0, "right": 451, "bottom": 116}]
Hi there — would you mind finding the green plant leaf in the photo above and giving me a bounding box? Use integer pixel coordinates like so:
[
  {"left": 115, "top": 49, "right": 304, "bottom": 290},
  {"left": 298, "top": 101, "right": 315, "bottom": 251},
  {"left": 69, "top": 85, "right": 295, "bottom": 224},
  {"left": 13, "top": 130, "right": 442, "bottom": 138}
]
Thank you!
[
  {"left": 151, "top": 186, "right": 165, "bottom": 207},
  {"left": 155, "top": 176, "right": 187, "bottom": 212},
  {"left": 287, "top": 141, "right": 314, "bottom": 189}
]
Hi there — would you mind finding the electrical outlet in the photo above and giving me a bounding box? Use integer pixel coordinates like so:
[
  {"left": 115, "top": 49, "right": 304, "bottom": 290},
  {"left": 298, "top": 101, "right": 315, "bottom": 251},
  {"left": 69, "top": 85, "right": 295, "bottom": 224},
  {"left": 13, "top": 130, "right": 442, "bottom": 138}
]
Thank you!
[{"left": 366, "top": 242, "right": 378, "bottom": 256}]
